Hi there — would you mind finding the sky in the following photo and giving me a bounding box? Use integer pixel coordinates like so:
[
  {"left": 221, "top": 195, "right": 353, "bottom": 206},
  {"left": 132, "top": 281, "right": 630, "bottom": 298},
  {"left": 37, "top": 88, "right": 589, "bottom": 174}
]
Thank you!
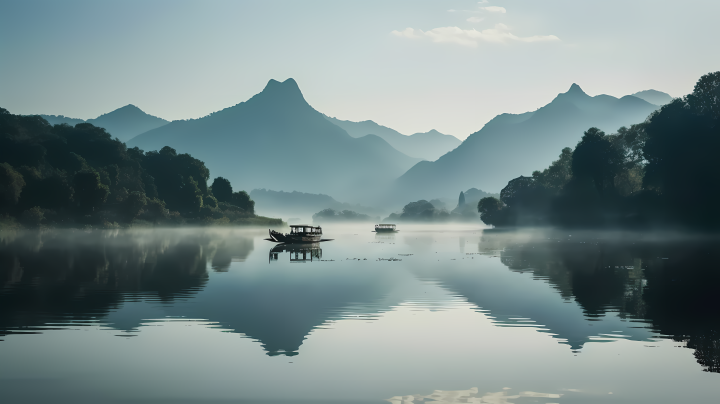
[{"left": 1, "top": 0, "right": 719, "bottom": 140}]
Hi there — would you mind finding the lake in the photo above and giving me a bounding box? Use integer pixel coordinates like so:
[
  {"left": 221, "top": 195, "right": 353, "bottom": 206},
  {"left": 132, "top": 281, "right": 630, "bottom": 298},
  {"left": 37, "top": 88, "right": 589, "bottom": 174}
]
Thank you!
[{"left": 1, "top": 224, "right": 719, "bottom": 403}]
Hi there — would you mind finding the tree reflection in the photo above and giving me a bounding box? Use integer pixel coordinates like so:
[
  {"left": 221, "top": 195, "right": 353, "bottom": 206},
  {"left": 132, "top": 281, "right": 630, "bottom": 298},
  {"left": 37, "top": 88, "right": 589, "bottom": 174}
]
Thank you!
[
  {"left": 482, "top": 230, "right": 720, "bottom": 373},
  {"left": 641, "top": 241, "right": 720, "bottom": 373},
  {"left": 0, "top": 229, "right": 212, "bottom": 338}
]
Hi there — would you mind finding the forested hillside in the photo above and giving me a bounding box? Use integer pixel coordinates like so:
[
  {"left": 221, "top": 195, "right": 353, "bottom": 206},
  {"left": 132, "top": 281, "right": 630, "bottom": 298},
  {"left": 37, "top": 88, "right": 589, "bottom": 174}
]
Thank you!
[
  {"left": 0, "top": 109, "right": 279, "bottom": 229},
  {"left": 478, "top": 71, "right": 720, "bottom": 230}
]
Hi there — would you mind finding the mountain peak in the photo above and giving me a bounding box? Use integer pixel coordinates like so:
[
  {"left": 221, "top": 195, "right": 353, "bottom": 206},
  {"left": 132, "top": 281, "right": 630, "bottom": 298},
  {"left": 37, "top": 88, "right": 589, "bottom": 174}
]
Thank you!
[
  {"left": 566, "top": 83, "right": 586, "bottom": 95},
  {"left": 263, "top": 78, "right": 302, "bottom": 93},
  {"left": 110, "top": 104, "right": 144, "bottom": 114},
  {"left": 631, "top": 89, "right": 673, "bottom": 106},
  {"left": 258, "top": 78, "right": 307, "bottom": 105}
]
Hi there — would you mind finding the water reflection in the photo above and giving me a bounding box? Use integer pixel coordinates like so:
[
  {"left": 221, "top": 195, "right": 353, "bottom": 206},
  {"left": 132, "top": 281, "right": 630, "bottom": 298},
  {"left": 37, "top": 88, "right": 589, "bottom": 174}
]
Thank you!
[
  {"left": 0, "top": 229, "right": 223, "bottom": 339},
  {"left": 210, "top": 236, "right": 255, "bottom": 271},
  {"left": 0, "top": 229, "right": 409, "bottom": 357},
  {"left": 269, "top": 243, "right": 322, "bottom": 262},
  {"left": 386, "top": 387, "right": 562, "bottom": 404},
  {"left": 473, "top": 230, "right": 720, "bottom": 373},
  {"left": 1, "top": 227, "right": 719, "bottom": 375}
]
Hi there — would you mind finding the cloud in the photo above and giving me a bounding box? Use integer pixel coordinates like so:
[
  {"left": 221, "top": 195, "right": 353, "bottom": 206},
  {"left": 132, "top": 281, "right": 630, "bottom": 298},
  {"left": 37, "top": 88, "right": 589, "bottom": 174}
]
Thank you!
[
  {"left": 481, "top": 6, "right": 506, "bottom": 13},
  {"left": 391, "top": 27, "right": 422, "bottom": 39},
  {"left": 386, "top": 387, "right": 563, "bottom": 404},
  {"left": 391, "top": 24, "right": 560, "bottom": 47},
  {"left": 467, "top": 16, "right": 485, "bottom": 23}
]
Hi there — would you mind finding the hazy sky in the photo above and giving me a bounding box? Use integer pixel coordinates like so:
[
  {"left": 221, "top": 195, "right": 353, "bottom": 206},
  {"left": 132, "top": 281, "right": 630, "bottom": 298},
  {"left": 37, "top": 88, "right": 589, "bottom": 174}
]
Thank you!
[{"left": 2, "top": 0, "right": 719, "bottom": 140}]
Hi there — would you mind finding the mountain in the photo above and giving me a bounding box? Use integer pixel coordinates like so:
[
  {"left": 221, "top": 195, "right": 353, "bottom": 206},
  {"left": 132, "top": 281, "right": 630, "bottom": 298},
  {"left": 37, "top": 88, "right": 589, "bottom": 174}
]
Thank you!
[
  {"left": 631, "top": 89, "right": 673, "bottom": 106},
  {"left": 128, "top": 79, "right": 421, "bottom": 204},
  {"left": 249, "top": 188, "right": 382, "bottom": 220},
  {"left": 39, "top": 104, "right": 169, "bottom": 142},
  {"left": 393, "top": 84, "right": 660, "bottom": 201},
  {"left": 39, "top": 114, "right": 85, "bottom": 126},
  {"left": 87, "top": 104, "right": 169, "bottom": 142},
  {"left": 325, "top": 116, "right": 461, "bottom": 161}
]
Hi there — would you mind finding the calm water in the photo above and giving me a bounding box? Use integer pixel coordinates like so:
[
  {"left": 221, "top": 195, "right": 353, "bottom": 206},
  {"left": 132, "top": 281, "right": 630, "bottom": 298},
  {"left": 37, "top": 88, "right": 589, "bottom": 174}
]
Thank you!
[{"left": 1, "top": 225, "right": 719, "bottom": 403}]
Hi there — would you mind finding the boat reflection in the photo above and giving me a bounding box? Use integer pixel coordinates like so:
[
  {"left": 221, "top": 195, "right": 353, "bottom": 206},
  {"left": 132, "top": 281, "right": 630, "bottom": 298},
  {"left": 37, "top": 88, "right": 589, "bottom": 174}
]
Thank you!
[
  {"left": 374, "top": 231, "right": 396, "bottom": 241},
  {"left": 269, "top": 243, "right": 322, "bottom": 263}
]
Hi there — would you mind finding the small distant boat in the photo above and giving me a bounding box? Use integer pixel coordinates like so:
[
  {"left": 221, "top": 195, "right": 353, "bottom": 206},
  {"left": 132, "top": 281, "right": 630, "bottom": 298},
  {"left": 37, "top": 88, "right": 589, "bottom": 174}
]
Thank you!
[
  {"left": 269, "top": 225, "right": 323, "bottom": 243},
  {"left": 374, "top": 224, "right": 398, "bottom": 233}
]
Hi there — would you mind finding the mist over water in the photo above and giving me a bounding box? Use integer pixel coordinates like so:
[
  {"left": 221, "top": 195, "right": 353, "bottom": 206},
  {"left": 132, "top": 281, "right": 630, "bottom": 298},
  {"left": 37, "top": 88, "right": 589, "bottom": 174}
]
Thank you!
[{"left": 1, "top": 224, "right": 719, "bottom": 403}]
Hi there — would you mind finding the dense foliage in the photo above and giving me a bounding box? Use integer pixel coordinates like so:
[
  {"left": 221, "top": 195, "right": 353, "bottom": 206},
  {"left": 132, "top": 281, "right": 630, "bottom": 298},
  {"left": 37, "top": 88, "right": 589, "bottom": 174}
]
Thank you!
[
  {"left": 479, "top": 71, "right": 720, "bottom": 230},
  {"left": 0, "top": 109, "right": 274, "bottom": 228}
]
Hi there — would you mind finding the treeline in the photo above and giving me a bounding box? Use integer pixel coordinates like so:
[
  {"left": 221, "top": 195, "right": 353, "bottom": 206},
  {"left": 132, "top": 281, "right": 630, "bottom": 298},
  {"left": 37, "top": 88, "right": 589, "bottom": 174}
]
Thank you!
[
  {"left": 312, "top": 208, "right": 377, "bottom": 223},
  {"left": 385, "top": 188, "right": 498, "bottom": 223},
  {"left": 478, "top": 71, "right": 720, "bottom": 230},
  {"left": 0, "top": 108, "right": 281, "bottom": 228}
]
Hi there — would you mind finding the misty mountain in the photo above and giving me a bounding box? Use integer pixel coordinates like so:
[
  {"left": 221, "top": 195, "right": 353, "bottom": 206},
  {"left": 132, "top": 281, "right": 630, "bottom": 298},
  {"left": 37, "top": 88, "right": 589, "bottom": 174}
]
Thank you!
[
  {"left": 128, "top": 79, "right": 420, "bottom": 204},
  {"left": 39, "top": 104, "right": 169, "bottom": 142},
  {"left": 394, "top": 84, "right": 660, "bottom": 201},
  {"left": 87, "top": 105, "right": 169, "bottom": 142},
  {"left": 325, "top": 116, "right": 461, "bottom": 161},
  {"left": 249, "top": 188, "right": 382, "bottom": 220},
  {"left": 631, "top": 89, "right": 673, "bottom": 106},
  {"left": 39, "top": 114, "right": 85, "bottom": 126}
]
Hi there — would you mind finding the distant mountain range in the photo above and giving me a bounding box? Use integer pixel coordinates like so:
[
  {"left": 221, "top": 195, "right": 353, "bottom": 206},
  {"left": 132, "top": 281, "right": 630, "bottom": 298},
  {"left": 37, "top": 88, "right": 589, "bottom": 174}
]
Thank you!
[
  {"left": 128, "top": 79, "right": 421, "bottom": 204},
  {"left": 631, "top": 89, "right": 673, "bottom": 106},
  {"left": 324, "top": 116, "right": 461, "bottom": 161},
  {"left": 393, "top": 84, "right": 662, "bottom": 201},
  {"left": 31, "top": 82, "right": 671, "bottom": 208},
  {"left": 39, "top": 104, "right": 169, "bottom": 142},
  {"left": 249, "top": 188, "right": 383, "bottom": 220}
]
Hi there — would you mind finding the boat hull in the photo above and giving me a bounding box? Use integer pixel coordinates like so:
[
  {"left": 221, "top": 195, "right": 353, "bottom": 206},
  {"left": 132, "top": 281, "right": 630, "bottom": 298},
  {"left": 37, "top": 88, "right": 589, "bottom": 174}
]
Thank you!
[
  {"left": 269, "top": 230, "right": 322, "bottom": 243},
  {"left": 374, "top": 228, "right": 397, "bottom": 233}
]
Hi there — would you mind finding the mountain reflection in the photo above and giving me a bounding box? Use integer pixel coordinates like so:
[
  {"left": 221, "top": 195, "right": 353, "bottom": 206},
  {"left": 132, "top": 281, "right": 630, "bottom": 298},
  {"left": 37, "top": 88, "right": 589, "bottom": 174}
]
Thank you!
[
  {"left": 0, "top": 229, "right": 407, "bottom": 356},
  {"left": 2, "top": 228, "right": 719, "bottom": 373}
]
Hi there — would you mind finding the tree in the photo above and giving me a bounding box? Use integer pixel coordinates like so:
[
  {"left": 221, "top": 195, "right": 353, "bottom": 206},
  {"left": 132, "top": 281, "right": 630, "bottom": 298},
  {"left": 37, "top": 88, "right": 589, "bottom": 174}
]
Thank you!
[
  {"left": 203, "top": 195, "right": 218, "bottom": 208},
  {"left": 179, "top": 176, "right": 203, "bottom": 213},
  {"left": 608, "top": 124, "right": 648, "bottom": 196},
  {"left": 532, "top": 147, "right": 573, "bottom": 191},
  {"left": 73, "top": 171, "right": 109, "bottom": 213},
  {"left": 231, "top": 190, "right": 255, "bottom": 214},
  {"left": 314, "top": 208, "right": 337, "bottom": 219},
  {"left": 144, "top": 198, "right": 168, "bottom": 223},
  {"left": 500, "top": 176, "right": 542, "bottom": 208},
  {"left": 211, "top": 177, "right": 233, "bottom": 203},
  {"left": 686, "top": 71, "right": 720, "bottom": 119},
  {"left": 122, "top": 191, "right": 147, "bottom": 221},
  {"left": 143, "top": 147, "right": 211, "bottom": 211},
  {"left": 20, "top": 206, "right": 44, "bottom": 228},
  {"left": 571, "top": 128, "right": 624, "bottom": 196},
  {"left": 642, "top": 73, "right": 720, "bottom": 227},
  {"left": 401, "top": 200, "right": 435, "bottom": 220},
  {"left": 477, "top": 197, "right": 505, "bottom": 226},
  {"left": 0, "top": 162, "right": 25, "bottom": 208}
]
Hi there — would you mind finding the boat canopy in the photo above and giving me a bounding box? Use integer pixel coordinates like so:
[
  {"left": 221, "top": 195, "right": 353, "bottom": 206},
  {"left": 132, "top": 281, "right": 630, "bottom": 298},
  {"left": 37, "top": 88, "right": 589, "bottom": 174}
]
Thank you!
[
  {"left": 375, "top": 224, "right": 396, "bottom": 229},
  {"left": 289, "top": 225, "right": 322, "bottom": 234}
]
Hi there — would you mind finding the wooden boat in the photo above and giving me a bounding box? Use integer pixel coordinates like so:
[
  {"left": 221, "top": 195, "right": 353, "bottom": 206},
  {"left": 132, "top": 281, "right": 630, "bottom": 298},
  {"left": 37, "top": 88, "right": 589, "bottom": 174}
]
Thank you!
[
  {"left": 374, "top": 224, "right": 397, "bottom": 233},
  {"left": 269, "top": 225, "right": 323, "bottom": 243}
]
